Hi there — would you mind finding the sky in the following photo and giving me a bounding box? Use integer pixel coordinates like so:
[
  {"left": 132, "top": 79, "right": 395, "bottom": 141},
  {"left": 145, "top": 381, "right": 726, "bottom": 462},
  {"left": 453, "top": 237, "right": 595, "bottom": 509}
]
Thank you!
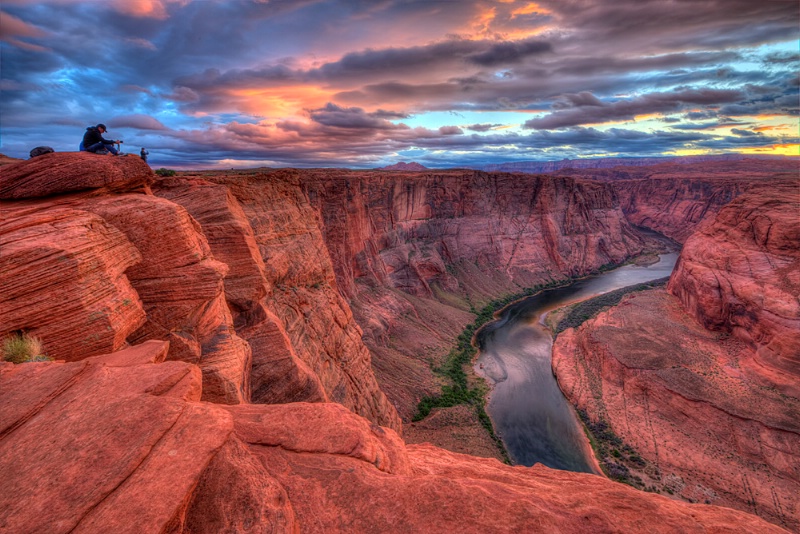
[{"left": 1, "top": 0, "right": 798, "bottom": 169}]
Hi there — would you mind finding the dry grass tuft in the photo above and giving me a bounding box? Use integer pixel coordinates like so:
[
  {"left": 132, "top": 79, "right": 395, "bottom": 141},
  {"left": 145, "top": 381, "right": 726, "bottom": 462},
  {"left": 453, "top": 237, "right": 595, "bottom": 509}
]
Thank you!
[{"left": 1, "top": 333, "right": 51, "bottom": 363}]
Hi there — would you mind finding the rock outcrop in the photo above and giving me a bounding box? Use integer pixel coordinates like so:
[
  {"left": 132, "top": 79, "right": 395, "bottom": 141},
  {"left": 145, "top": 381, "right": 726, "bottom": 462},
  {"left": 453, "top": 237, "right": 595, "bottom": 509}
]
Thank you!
[
  {"left": 0, "top": 154, "right": 399, "bottom": 427},
  {"left": 0, "top": 151, "right": 152, "bottom": 199},
  {"left": 0, "top": 207, "right": 146, "bottom": 360},
  {"left": 668, "top": 183, "right": 800, "bottom": 381},
  {"left": 154, "top": 173, "right": 400, "bottom": 430},
  {"left": 552, "top": 183, "right": 800, "bottom": 530},
  {"left": 379, "top": 161, "right": 428, "bottom": 171},
  {"left": 0, "top": 349, "right": 786, "bottom": 533}
]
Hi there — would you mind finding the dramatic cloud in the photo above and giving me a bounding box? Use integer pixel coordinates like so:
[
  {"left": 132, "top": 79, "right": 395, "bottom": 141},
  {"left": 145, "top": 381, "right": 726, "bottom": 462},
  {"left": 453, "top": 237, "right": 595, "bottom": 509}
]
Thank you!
[
  {"left": 524, "top": 90, "right": 746, "bottom": 130},
  {"left": 0, "top": 0, "right": 797, "bottom": 167}
]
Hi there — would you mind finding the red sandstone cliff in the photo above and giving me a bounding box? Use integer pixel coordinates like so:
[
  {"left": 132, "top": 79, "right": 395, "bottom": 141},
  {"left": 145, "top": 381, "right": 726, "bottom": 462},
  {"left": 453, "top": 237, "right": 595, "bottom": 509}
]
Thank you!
[
  {"left": 604, "top": 160, "right": 796, "bottom": 243},
  {"left": 299, "top": 170, "right": 653, "bottom": 420},
  {"left": 668, "top": 183, "right": 800, "bottom": 382},
  {"left": 1, "top": 153, "right": 795, "bottom": 531},
  {"left": 0, "top": 153, "right": 399, "bottom": 429},
  {"left": 552, "top": 183, "right": 800, "bottom": 530},
  {"left": 0, "top": 343, "right": 786, "bottom": 533},
  {"left": 153, "top": 172, "right": 400, "bottom": 429}
]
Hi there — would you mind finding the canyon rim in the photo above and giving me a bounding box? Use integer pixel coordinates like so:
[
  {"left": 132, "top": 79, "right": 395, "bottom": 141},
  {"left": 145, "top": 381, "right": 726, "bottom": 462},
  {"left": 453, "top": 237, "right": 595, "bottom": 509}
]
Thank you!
[{"left": 1, "top": 153, "right": 798, "bottom": 532}]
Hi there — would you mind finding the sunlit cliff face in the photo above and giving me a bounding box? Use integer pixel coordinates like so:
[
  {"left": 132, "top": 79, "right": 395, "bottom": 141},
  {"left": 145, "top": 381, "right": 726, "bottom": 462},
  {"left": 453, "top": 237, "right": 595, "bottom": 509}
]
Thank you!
[{"left": 1, "top": 0, "right": 797, "bottom": 167}]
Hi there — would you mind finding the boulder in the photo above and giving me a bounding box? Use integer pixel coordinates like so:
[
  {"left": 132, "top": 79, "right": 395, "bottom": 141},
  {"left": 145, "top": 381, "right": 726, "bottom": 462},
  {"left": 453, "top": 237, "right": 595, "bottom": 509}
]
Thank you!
[
  {"left": 29, "top": 146, "right": 54, "bottom": 158},
  {"left": 0, "top": 151, "right": 153, "bottom": 199}
]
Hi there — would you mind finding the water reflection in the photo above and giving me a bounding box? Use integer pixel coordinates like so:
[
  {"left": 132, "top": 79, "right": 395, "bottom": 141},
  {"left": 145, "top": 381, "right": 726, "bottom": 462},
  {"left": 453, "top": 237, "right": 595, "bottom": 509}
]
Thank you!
[{"left": 475, "top": 253, "right": 678, "bottom": 473}]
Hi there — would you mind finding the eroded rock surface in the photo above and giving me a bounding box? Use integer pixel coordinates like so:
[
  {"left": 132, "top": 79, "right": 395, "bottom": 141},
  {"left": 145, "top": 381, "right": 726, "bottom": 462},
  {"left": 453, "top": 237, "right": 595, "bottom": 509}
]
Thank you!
[
  {"left": 0, "top": 151, "right": 152, "bottom": 199},
  {"left": 1, "top": 155, "right": 399, "bottom": 423},
  {"left": 154, "top": 173, "right": 400, "bottom": 430},
  {"left": 0, "top": 207, "right": 146, "bottom": 360},
  {"left": 0, "top": 351, "right": 786, "bottom": 533},
  {"left": 668, "top": 183, "right": 800, "bottom": 382},
  {"left": 553, "top": 290, "right": 800, "bottom": 530},
  {"left": 553, "top": 184, "right": 800, "bottom": 530}
]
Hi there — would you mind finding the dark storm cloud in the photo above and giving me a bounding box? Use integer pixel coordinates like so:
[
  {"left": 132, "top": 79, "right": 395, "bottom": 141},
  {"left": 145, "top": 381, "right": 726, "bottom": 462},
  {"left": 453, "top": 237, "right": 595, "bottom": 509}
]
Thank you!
[
  {"left": 466, "top": 39, "right": 552, "bottom": 66},
  {"left": 307, "top": 103, "right": 407, "bottom": 129},
  {"left": 730, "top": 128, "right": 762, "bottom": 137},
  {"left": 549, "top": 51, "right": 741, "bottom": 77},
  {"left": 110, "top": 115, "right": 170, "bottom": 131},
  {"left": 370, "top": 109, "right": 410, "bottom": 119},
  {"left": 466, "top": 123, "right": 501, "bottom": 132},
  {"left": 551, "top": 92, "right": 604, "bottom": 109},
  {"left": 524, "top": 89, "right": 746, "bottom": 130},
  {"left": 685, "top": 111, "right": 719, "bottom": 120},
  {"left": 310, "top": 37, "right": 551, "bottom": 83},
  {"left": 536, "top": 0, "right": 798, "bottom": 52},
  {"left": 439, "top": 125, "right": 464, "bottom": 135}
]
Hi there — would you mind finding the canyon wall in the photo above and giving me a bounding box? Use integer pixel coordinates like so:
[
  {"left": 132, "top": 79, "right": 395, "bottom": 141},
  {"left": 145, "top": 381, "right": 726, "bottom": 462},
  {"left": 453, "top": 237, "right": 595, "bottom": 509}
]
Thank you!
[
  {"left": 299, "top": 170, "right": 652, "bottom": 419},
  {"left": 0, "top": 153, "right": 399, "bottom": 430},
  {"left": 552, "top": 183, "right": 800, "bottom": 530},
  {"left": 668, "top": 182, "right": 800, "bottom": 381},
  {"left": 1, "top": 153, "right": 796, "bottom": 532},
  {"left": 549, "top": 159, "right": 798, "bottom": 242}
]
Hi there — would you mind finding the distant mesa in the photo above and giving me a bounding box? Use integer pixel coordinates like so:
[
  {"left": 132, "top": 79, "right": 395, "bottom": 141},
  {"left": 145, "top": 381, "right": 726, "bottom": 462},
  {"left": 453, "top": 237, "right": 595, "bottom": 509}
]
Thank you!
[
  {"left": 378, "top": 161, "right": 428, "bottom": 171},
  {"left": 479, "top": 153, "right": 794, "bottom": 174}
]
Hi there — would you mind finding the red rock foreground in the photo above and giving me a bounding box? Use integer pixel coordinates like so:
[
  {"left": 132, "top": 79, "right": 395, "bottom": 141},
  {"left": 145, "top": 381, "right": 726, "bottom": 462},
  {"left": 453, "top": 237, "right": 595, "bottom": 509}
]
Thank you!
[
  {"left": 0, "top": 153, "right": 400, "bottom": 430},
  {"left": 0, "top": 342, "right": 785, "bottom": 533},
  {"left": 553, "top": 185, "right": 800, "bottom": 530}
]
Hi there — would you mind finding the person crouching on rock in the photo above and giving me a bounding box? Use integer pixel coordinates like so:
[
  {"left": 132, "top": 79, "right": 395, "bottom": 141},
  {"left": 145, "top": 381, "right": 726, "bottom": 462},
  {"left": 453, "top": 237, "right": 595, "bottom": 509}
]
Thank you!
[{"left": 81, "top": 123, "right": 122, "bottom": 155}]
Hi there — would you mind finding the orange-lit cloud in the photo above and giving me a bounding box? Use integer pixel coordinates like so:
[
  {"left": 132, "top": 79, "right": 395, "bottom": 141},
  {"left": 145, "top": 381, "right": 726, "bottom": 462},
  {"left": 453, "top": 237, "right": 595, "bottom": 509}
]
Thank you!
[
  {"left": 753, "top": 124, "right": 791, "bottom": 132},
  {"left": 741, "top": 143, "right": 800, "bottom": 156},
  {"left": 233, "top": 86, "right": 334, "bottom": 118},
  {"left": 112, "top": 0, "right": 191, "bottom": 19},
  {"left": 0, "top": 10, "right": 50, "bottom": 51},
  {"left": 511, "top": 2, "right": 552, "bottom": 18}
]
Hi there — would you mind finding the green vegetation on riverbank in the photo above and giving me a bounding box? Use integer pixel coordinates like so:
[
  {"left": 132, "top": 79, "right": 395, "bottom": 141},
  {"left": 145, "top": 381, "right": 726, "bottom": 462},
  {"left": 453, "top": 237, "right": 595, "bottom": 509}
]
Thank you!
[
  {"left": 413, "top": 279, "right": 567, "bottom": 463},
  {"left": 576, "top": 408, "right": 677, "bottom": 496},
  {"left": 552, "top": 277, "right": 670, "bottom": 335},
  {"left": 413, "top": 257, "right": 671, "bottom": 465}
]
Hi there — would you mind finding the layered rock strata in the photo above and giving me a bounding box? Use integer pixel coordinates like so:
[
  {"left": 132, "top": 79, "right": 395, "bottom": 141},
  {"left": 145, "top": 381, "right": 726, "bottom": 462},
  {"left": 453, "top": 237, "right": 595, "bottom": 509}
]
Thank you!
[
  {"left": 299, "top": 170, "right": 652, "bottom": 420},
  {"left": 0, "top": 348, "right": 786, "bottom": 533},
  {"left": 0, "top": 154, "right": 399, "bottom": 427},
  {"left": 553, "top": 184, "right": 800, "bottom": 530},
  {"left": 154, "top": 174, "right": 399, "bottom": 429},
  {"left": 668, "top": 183, "right": 800, "bottom": 382}
]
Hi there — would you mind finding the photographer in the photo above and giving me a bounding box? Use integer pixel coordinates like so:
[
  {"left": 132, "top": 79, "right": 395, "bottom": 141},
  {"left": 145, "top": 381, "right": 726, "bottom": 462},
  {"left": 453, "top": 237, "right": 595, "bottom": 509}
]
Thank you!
[{"left": 81, "top": 123, "right": 122, "bottom": 155}]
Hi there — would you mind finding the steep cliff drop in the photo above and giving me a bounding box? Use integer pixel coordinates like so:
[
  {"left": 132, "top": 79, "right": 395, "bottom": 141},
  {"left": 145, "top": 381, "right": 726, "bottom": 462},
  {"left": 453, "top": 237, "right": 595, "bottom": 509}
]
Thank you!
[
  {"left": 552, "top": 182, "right": 800, "bottom": 530},
  {"left": 0, "top": 153, "right": 399, "bottom": 429},
  {"left": 298, "top": 170, "right": 659, "bottom": 431}
]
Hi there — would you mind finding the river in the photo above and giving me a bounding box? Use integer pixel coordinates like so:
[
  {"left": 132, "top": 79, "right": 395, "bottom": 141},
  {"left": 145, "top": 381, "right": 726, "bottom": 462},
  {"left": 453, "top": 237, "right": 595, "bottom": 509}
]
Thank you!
[{"left": 474, "top": 253, "right": 679, "bottom": 473}]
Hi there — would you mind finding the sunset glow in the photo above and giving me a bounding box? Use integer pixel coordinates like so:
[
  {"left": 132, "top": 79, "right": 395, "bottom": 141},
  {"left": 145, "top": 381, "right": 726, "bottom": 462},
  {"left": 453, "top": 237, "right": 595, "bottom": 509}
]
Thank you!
[{"left": 1, "top": 0, "right": 797, "bottom": 168}]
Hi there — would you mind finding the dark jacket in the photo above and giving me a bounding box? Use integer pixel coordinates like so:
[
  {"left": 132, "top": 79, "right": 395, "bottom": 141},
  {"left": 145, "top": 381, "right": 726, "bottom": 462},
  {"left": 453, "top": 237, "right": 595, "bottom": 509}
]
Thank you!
[{"left": 82, "top": 126, "right": 114, "bottom": 148}]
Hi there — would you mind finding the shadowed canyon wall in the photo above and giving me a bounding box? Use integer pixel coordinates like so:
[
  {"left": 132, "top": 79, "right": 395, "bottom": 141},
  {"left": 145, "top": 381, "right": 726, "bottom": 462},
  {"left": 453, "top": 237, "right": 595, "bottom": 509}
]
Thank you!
[{"left": 0, "top": 153, "right": 399, "bottom": 430}]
